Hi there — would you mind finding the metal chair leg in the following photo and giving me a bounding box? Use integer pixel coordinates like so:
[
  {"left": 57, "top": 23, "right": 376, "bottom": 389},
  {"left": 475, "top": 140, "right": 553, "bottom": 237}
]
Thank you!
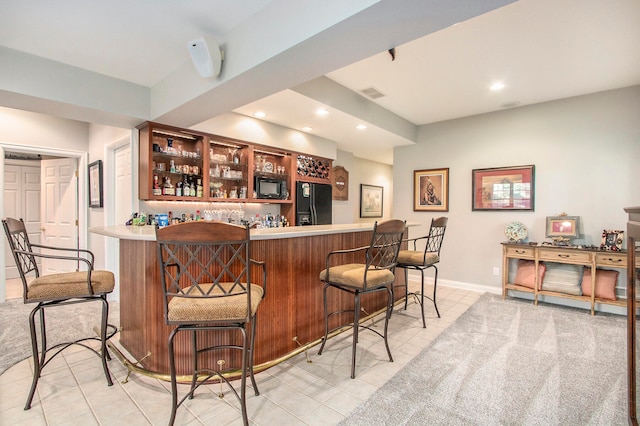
[
  {"left": 240, "top": 327, "right": 249, "bottom": 426},
  {"left": 432, "top": 266, "right": 441, "bottom": 318},
  {"left": 99, "top": 297, "right": 113, "bottom": 386},
  {"left": 403, "top": 268, "right": 409, "bottom": 310},
  {"left": 249, "top": 318, "right": 259, "bottom": 396},
  {"left": 189, "top": 330, "right": 197, "bottom": 400},
  {"left": 318, "top": 284, "right": 330, "bottom": 355},
  {"left": 383, "top": 287, "right": 394, "bottom": 362},
  {"left": 351, "top": 292, "right": 361, "bottom": 379},
  {"left": 168, "top": 329, "right": 179, "bottom": 426},
  {"left": 419, "top": 270, "right": 427, "bottom": 328},
  {"left": 24, "top": 305, "right": 43, "bottom": 410}
]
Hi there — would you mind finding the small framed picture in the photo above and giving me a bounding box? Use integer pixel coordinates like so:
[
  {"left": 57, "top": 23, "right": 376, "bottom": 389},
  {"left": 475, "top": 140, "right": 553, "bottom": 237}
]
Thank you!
[
  {"left": 88, "top": 160, "right": 103, "bottom": 208},
  {"left": 545, "top": 216, "right": 580, "bottom": 239},
  {"left": 600, "top": 230, "right": 624, "bottom": 251},
  {"left": 360, "top": 184, "right": 383, "bottom": 218},
  {"left": 472, "top": 165, "right": 534, "bottom": 211},
  {"left": 413, "top": 168, "right": 449, "bottom": 212}
]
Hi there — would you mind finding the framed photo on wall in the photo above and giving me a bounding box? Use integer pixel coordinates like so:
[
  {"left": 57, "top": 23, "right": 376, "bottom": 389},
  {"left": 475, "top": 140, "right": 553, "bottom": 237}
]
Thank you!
[
  {"left": 413, "top": 168, "right": 449, "bottom": 211},
  {"left": 88, "top": 160, "right": 103, "bottom": 208},
  {"left": 472, "top": 165, "right": 535, "bottom": 211},
  {"left": 360, "top": 184, "right": 383, "bottom": 218}
]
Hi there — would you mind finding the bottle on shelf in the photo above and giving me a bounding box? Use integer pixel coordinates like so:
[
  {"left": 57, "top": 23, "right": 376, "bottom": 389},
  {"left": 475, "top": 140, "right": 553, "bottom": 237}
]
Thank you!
[
  {"left": 163, "top": 177, "right": 175, "bottom": 196},
  {"left": 196, "top": 179, "right": 203, "bottom": 198},
  {"left": 152, "top": 175, "right": 162, "bottom": 196},
  {"left": 190, "top": 177, "right": 196, "bottom": 197},
  {"left": 183, "top": 176, "right": 190, "bottom": 197},
  {"left": 176, "top": 180, "right": 182, "bottom": 197}
]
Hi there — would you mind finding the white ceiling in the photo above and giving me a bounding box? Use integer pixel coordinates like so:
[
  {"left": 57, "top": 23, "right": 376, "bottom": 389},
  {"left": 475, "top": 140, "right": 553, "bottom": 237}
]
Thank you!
[{"left": 1, "top": 0, "right": 639, "bottom": 165}]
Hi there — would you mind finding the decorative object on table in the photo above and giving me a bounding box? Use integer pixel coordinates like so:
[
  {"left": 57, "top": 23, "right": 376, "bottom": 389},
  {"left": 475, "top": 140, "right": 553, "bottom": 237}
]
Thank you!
[
  {"left": 505, "top": 221, "right": 528, "bottom": 243},
  {"left": 413, "top": 168, "right": 449, "bottom": 212},
  {"left": 359, "top": 184, "right": 383, "bottom": 218},
  {"left": 332, "top": 166, "right": 349, "bottom": 201},
  {"left": 472, "top": 165, "right": 534, "bottom": 211},
  {"left": 600, "top": 229, "right": 624, "bottom": 251},
  {"left": 545, "top": 213, "right": 580, "bottom": 246},
  {"left": 88, "top": 160, "right": 103, "bottom": 208}
]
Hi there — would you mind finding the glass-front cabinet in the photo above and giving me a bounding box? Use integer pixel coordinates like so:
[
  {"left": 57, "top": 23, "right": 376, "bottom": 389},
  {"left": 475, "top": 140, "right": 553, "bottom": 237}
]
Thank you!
[
  {"left": 139, "top": 122, "right": 205, "bottom": 201},
  {"left": 208, "top": 139, "right": 249, "bottom": 200},
  {"left": 627, "top": 206, "right": 640, "bottom": 426}
]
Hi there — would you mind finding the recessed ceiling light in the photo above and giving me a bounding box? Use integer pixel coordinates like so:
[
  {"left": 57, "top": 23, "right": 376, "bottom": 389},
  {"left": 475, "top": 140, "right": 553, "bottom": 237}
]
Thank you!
[
  {"left": 356, "top": 124, "right": 367, "bottom": 130},
  {"left": 489, "top": 81, "right": 506, "bottom": 91},
  {"left": 315, "top": 108, "right": 329, "bottom": 116},
  {"left": 302, "top": 126, "right": 313, "bottom": 132},
  {"left": 253, "top": 111, "right": 266, "bottom": 118}
]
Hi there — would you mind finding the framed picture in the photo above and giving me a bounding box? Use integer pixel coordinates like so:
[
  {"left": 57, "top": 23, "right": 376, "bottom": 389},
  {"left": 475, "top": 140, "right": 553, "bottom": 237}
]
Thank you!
[
  {"left": 88, "top": 160, "right": 103, "bottom": 208},
  {"left": 413, "top": 168, "right": 449, "bottom": 211},
  {"left": 472, "top": 165, "right": 535, "bottom": 211},
  {"left": 360, "top": 184, "right": 383, "bottom": 218},
  {"left": 546, "top": 216, "right": 580, "bottom": 238},
  {"left": 600, "top": 229, "right": 624, "bottom": 251}
]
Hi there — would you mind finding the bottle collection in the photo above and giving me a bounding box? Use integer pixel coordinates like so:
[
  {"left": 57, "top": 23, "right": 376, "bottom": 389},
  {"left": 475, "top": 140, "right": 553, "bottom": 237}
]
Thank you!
[
  {"left": 152, "top": 137, "right": 203, "bottom": 199},
  {"left": 127, "top": 209, "right": 289, "bottom": 228}
]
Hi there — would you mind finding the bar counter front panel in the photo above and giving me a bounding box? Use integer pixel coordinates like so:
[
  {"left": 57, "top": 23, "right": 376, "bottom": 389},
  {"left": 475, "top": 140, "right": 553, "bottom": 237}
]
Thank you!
[{"left": 92, "top": 224, "right": 410, "bottom": 375}]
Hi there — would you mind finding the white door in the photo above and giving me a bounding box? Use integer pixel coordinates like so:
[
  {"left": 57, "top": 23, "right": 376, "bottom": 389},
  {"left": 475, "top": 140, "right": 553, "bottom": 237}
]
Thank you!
[
  {"left": 114, "top": 145, "right": 132, "bottom": 224},
  {"left": 4, "top": 163, "right": 41, "bottom": 278},
  {"left": 41, "top": 158, "right": 78, "bottom": 274}
]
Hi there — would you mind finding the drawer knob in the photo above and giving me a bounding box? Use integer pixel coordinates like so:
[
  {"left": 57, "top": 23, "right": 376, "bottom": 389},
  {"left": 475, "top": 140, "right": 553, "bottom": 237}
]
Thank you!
[
  {"left": 515, "top": 250, "right": 525, "bottom": 254},
  {"left": 606, "top": 258, "right": 622, "bottom": 263},
  {"left": 558, "top": 254, "right": 570, "bottom": 258}
]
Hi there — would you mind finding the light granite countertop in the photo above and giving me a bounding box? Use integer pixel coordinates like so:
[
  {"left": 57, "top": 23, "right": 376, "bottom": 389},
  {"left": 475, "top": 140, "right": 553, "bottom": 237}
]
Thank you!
[{"left": 89, "top": 222, "right": 417, "bottom": 241}]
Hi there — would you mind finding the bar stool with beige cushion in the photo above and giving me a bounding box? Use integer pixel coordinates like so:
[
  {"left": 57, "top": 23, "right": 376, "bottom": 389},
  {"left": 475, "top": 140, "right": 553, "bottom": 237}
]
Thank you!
[
  {"left": 317, "top": 219, "right": 405, "bottom": 379},
  {"left": 396, "top": 216, "right": 448, "bottom": 328},
  {"left": 155, "top": 221, "right": 266, "bottom": 426},
  {"left": 2, "top": 217, "right": 116, "bottom": 410}
]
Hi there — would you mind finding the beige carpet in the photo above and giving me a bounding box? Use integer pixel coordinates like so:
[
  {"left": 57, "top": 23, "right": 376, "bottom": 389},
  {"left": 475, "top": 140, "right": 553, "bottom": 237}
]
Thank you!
[
  {"left": 341, "top": 293, "right": 628, "bottom": 425},
  {"left": 0, "top": 297, "right": 119, "bottom": 375}
]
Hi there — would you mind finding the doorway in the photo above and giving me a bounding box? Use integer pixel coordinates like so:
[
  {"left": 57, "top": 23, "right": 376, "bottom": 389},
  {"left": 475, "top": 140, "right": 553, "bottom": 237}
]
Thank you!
[{"left": 0, "top": 144, "right": 88, "bottom": 302}]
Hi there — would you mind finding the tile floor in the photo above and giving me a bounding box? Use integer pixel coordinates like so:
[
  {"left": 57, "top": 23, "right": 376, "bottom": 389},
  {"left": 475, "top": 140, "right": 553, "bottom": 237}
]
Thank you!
[{"left": 0, "top": 283, "right": 482, "bottom": 425}]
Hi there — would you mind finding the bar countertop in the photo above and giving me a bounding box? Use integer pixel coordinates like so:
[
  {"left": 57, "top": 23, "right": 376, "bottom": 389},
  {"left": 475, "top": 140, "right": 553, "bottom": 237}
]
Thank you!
[{"left": 90, "top": 222, "right": 418, "bottom": 241}]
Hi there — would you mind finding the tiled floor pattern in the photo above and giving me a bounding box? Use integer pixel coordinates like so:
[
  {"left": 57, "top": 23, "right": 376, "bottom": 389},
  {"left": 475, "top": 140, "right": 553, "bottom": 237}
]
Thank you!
[{"left": 0, "top": 285, "right": 482, "bottom": 425}]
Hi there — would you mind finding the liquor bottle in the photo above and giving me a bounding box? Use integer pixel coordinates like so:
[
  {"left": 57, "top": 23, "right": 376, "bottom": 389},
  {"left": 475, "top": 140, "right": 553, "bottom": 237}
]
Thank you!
[
  {"left": 163, "top": 177, "right": 175, "bottom": 196},
  {"left": 190, "top": 177, "right": 196, "bottom": 197},
  {"left": 183, "top": 176, "right": 190, "bottom": 197},
  {"left": 176, "top": 181, "right": 182, "bottom": 197},
  {"left": 152, "top": 174, "right": 162, "bottom": 196},
  {"left": 196, "top": 179, "right": 203, "bottom": 198}
]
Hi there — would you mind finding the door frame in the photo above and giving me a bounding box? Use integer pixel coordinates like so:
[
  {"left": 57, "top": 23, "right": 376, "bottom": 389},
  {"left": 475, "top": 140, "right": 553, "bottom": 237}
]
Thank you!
[
  {"left": 103, "top": 131, "right": 136, "bottom": 302},
  {"left": 0, "top": 142, "right": 88, "bottom": 302}
]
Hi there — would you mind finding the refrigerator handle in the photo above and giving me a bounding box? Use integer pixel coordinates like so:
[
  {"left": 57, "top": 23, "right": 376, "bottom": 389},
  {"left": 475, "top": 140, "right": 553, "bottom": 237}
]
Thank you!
[{"left": 310, "top": 204, "right": 317, "bottom": 225}]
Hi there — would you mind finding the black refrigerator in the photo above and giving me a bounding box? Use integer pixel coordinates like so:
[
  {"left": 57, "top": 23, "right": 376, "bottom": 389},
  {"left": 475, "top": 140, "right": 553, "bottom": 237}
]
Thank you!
[{"left": 296, "top": 182, "right": 332, "bottom": 225}]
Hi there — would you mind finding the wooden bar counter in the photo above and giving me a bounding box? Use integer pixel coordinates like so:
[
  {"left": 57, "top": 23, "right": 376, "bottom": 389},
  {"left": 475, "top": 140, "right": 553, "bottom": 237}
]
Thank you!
[{"left": 90, "top": 223, "right": 410, "bottom": 377}]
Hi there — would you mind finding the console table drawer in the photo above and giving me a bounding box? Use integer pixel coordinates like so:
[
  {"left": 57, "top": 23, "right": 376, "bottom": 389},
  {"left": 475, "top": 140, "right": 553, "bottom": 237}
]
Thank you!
[
  {"left": 504, "top": 246, "right": 534, "bottom": 258},
  {"left": 595, "top": 253, "right": 627, "bottom": 268},
  {"left": 539, "top": 249, "right": 591, "bottom": 263}
]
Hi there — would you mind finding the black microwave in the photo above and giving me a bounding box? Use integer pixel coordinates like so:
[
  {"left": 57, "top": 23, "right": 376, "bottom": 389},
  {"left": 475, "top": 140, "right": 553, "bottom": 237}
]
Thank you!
[{"left": 255, "top": 176, "right": 288, "bottom": 199}]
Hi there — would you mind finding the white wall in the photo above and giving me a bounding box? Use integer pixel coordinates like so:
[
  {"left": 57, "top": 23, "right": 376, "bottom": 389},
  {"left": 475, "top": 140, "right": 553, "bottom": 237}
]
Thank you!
[
  {"left": 393, "top": 85, "right": 640, "bottom": 291},
  {"left": 333, "top": 149, "right": 393, "bottom": 224}
]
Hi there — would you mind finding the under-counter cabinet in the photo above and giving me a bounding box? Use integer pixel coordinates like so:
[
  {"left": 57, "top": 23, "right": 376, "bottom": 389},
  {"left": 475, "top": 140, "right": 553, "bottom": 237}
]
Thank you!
[{"left": 502, "top": 243, "right": 639, "bottom": 315}]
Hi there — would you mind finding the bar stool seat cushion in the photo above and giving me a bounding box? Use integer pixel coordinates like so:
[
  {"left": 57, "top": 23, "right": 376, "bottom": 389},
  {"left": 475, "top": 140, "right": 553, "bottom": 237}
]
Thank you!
[
  {"left": 168, "top": 283, "right": 264, "bottom": 322},
  {"left": 319, "top": 264, "right": 395, "bottom": 289},
  {"left": 397, "top": 250, "right": 439, "bottom": 267},
  {"left": 27, "top": 270, "right": 115, "bottom": 302}
]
